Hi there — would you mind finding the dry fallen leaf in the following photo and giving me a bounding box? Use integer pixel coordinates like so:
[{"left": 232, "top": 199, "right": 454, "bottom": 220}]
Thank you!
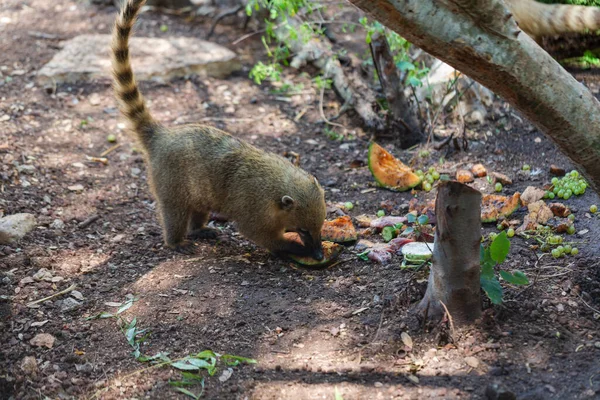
[
  {"left": 30, "top": 333, "right": 55, "bottom": 349},
  {"left": 401, "top": 332, "right": 413, "bottom": 350}
]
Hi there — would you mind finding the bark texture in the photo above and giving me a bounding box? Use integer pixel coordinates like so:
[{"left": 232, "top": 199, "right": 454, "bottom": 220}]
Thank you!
[
  {"left": 417, "top": 181, "right": 482, "bottom": 325},
  {"left": 347, "top": 0, "right": 600, "bottom": 193}
]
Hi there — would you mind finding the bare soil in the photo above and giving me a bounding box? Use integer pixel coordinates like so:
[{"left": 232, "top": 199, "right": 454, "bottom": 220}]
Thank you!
[{"left": 1, "top": 1, "right": 599, "bottom": 399}]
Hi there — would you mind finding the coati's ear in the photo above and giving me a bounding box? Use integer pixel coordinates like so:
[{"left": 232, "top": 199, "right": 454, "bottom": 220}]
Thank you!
[{"left": 280, "top": 195, "right": 295, "bottom": 210}]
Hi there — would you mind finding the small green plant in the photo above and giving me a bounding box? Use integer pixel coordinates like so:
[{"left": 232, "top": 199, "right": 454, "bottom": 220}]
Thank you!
[
  {"left": 404, "top": 213, "right": 430, "bottom": 238},
  {"left": 480, "top": 231, "right": 529, "bottom": 304},
  {"left": 87, "top": 298, "right": 256, "bottom": 399}
]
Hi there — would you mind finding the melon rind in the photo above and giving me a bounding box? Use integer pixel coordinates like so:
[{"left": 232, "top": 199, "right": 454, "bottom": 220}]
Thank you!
[
  {"left": 368, "top": 142, "right": 422, "bottom": 192},
  {"left": 481, "top": 192, "right": 521, "bottom": 223}
]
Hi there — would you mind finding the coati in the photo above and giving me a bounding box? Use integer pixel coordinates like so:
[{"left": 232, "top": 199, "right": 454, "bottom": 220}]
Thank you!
[
  {"left": 111, "top": 0, "right": 326, "bottom": 259},
  {"left": 506, "top": 0, "right": 600, "bottom": 42}
]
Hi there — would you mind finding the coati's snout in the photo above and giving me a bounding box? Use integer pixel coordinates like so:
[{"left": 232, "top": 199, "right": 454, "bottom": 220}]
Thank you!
[{"left": 298, "top": 229, "right": 324, "bottom": 260}]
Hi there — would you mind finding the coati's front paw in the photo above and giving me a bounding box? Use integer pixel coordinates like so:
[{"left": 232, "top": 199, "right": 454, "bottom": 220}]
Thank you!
[
  {"left": 188, "top": 227, "right": 219, "bottom": 240},
  {"left": 171, "top": 240, "right": 198, "bottom": 255}
]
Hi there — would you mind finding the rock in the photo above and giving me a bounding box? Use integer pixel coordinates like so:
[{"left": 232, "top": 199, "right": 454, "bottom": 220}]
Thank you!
[
  {"left": 88, "top": 93, "right": 101, "bottom": 106},
  {"left": 68, "top": 184, "right": 84, "bottom": 192},
  {"left": 58, "top": 298, "right": 82, "bottom": 312},
  {"left": 465, "top": 356, "right": 479, "bottom": 368},
  {"left": 30, "top": 333, "right": 56, "bottom": 349},
  {"left": 17, "top": 164, "right": 36, "bottom": 174},
  {"left": 50, "top": 219, "right": 65, "bottom": 230},
  {"left": 20, "top": 356, "right": 38, "bottom": 375},
  {"left": 33, "top": 268, "right": 53, "bottom": 281},
  {"left": 0, "top": 213, "right": 36, "bottom": 244},
  {"left": 37, "top": 34, "right": 240, "bottom": 87}
]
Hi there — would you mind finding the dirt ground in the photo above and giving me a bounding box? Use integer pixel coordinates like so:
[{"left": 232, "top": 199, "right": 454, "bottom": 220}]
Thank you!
[{"left": 1, "top": 1, "right": 600, "bottom": 399}]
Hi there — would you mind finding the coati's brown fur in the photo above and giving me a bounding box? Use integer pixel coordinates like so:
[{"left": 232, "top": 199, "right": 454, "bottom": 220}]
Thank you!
[
  {"left": 111, "top": 0, "right": 326, "bottom": 259},
  {"left": 506, "top": 0, "right": 600, "bottom": 42}
]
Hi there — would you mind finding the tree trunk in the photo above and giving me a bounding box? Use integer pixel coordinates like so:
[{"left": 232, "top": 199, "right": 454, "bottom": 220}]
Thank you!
[
  {"left": 417, "top": 181, "right": 482, "bottom": 325},
  {"left": 369, "top": 32, "right": 423, "bottom": 147},
  {"left": 346, "top": 0, "right": 600, "bottom": 193}
]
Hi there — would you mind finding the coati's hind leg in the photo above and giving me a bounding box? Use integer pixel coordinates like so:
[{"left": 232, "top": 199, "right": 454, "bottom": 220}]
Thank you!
[
  {"left": 160, "top": 204, "right": 197, "bottom": 254},
  {"left": 188, "top": 211, "right": 219, "bottom": 240}
]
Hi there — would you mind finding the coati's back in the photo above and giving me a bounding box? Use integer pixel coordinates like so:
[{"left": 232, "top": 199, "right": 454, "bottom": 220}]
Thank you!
[{"left": 506, "top": 0, "right": 600, "bottom": 41}]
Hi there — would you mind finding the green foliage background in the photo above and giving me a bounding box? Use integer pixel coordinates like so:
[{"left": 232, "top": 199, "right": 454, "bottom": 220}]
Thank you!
[{"left": 538, "top": 0, "right": 600, "bottom": 6}]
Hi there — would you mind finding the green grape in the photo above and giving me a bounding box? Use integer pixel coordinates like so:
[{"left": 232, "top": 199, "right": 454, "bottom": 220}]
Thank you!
[
  {"left": 571, "top": 247, "right": 579, "bottom": 256},
  {"left": 570, "top": 170, "right": 579, "bottom": 178},
  {"left": 551, "top": 177, "right": 559, "bottom": 185},
  {"left": 507, "top": 228, "right": 515, "bottom": 238},
  {"left": 428, "top": 166, "right": 436, "bottom": 173},
  {"left": 495, "top": 183, "right": 502, "bottom": 192},
  {"left": 568, "top": 214, "right": 575, "bottom": 221},
  {"left": 489, "top": 233, "right": 497, "bottom": 241},
  {"left": 564, "top": 192, "right": 571, "bottom": 200},
  {"left": 548, "top": 192, "right": 555, "bottom": 199},
  {"left": 591, "top": 205, "right": 598, "bottom": 213},
  {"left": 432, "top": 171, "right": 440, "bottom": 180},
  {"left": 426, "top": 174, "right": 434, "bottom": 184},
  {"left": 551, "top": 248, "right": 561, "bottom": 258},
  {"left": 567, "top": 225, "right": 575, "bottom": 235},
  {"left": 423, "top": 182, "right": 432, "bottom": 192},
  {"left": 377, "top": 210, "right": 385, "bottom": 217},
  {"left": 556, "top": 245, "right": 564, "bottom": 254},
  {"left": 543, "top": 191, "right": 549, "bottom": 199},
  {"left": 522, "top": 164, "right": 531, "bottom": 171},
  {"left": 563, "top": 244, "right": 572, "bottom": 254},
  {"left": 557, "top": 190, "right": 565, "bottom": 199},
  {"left": 497, "top": 224, "right": 504, "bottom": 231}
]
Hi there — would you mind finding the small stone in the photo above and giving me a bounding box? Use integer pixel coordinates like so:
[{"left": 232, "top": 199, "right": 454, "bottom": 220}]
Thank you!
[
  {"left": 70, "top": 290, "right": 84, "bottom": 301},
  {"left": 465, "top": 356, "right": 479, "bottom": 368},
  {"left": 556, "top": 303, "right": 565, "bottom": 313},
  {"left": 50, "top": 219, "right": 65, "bottom": 230},
  {"left": 58, "top": 298, "right": 82, "bottom": 312},
  {"left": 374, "top": 382, "right": 383, "bottom": 388},
  {"left": 88, "top": 93, "right": 101, "bottom": 105},
  {"left": 68, "top": 184, "right": 84, "bottom": 192},
  {"left": 594, "top": 342, "right": 600, "bottom": 349},
  {"left": 72, "top": 162, "right": 85, "bottom": 168},
  {"left": 30, "top": 333, "right": 56, "bottom": 349},
  {"left": 20, "top": 356, "right": 38, "bottom": 375},
  {"left": 131, "top": 167, "right": 141, "bottom": 176},
  {"left": 0, "top": 213, "right": 36, "bottom": 244},
  {"left": 17, "top": 164, "right": 36, "bottom": 174}
]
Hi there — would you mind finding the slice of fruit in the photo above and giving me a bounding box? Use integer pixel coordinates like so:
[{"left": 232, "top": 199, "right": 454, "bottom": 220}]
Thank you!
[
  {"left": 289, "top": 241, "right": 343, "bottom": 268},
  {"left": 401, "top": 242, "right": 434, "bottom": 263},
  {"left": 456, "top": 169, "right": 474, "bottom": 183},
  {"left": 471, "top": 163, "right": 487, "bottom": 178},
  {"left": 368, "top": 142, "right": 421, "bottom": 192},
  {"left": 321, "top": 216, "right": 358, "bottom": 243},
  {"left": 481, "top": 192, "right": 521, "bottom": 223}
]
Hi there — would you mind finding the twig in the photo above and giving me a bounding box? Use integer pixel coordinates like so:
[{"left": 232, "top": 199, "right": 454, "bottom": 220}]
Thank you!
[
  {"left": 577, "top": 292, "right": 600, "bottom": 315},
  {"left": 206, "top": 5, "right": 243, "bottom": 39},
  {"left": 370, "top": 283, "right": 388, "bottom": 345},
  {"left": 232, "top": 28, "right": 268, "bottom": 45},
  {"left": 27, "top": 284, "right": 77, "bottom": 307},
  {"left": 85, "top": 156, "right": 109, "bottom": 165},
  {"left": 100, "top": 143, "right": 122, "bottom": 157},
  {"left": 78, "top": 214, "right": 100, "bottom": 229},
  {"left": 318, "top": 78, "right": 347, "bottom": 130},
  {"left": 438, "top": 300, "right": 456, "bottom": 340}
]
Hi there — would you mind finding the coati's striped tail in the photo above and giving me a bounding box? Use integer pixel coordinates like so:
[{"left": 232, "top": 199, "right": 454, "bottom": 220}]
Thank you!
[
  {"left": 111, "top": 0, "right": 157, "bottom": 148},
  {"left": 506, "top": 0, "right": 600, "bottom": 40}
]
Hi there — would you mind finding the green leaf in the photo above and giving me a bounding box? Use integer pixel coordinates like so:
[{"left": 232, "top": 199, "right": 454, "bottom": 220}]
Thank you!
[
  {"left": 138, "top": 352, "right": 171, "bottom": 363},
  {"left": 357, "top": 250, "right": 370, "bottom": 261},
  {"left": 381, "top": 226, "right": 397, "bottom": 242},
  {"left": 490, "top": 231, "right": 510, "bottom": 264},
  {"left": 403, "top": 226, "right": 414, "bottom": 235},
  {"left": 171, "top": 361, "right": 200, "bottom": 371},
  {"left": 480, "top": 248, "right": 496, "bottom": 280},
  {"left": 407, "top": 213, "right": 417, "bottom": 223},
  {"left": 396, "top": 61, "right": 415, "bottom": 72},
  {"left": 85, "top": 311, "right": 114, "bottom": 320},
  {"left": 499, "top": 270, "right": 529, "bottom": 285},
  {"left": 335, "top": 386, "right": 344, "bottom": 400},
  {"left": 173, "top": 387, "right": 202, "bottom": 400},
  {"left": 480, "top": 275, "right": 503, "bottom": 304},
  {"left": 221, "top": 354, "right": 257, "bottom": 366},
  {"left": 407, "top": 76, "right": 422, "bottom": 87},
  {"left": 117, "top": 298, "right": 137, "bottom": 315},
  {"left": 187, "top": 358, "right": 213, "bottom": 370},
  {"left": 417, "top": 215, "right": 429, "bottom": 225}
]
